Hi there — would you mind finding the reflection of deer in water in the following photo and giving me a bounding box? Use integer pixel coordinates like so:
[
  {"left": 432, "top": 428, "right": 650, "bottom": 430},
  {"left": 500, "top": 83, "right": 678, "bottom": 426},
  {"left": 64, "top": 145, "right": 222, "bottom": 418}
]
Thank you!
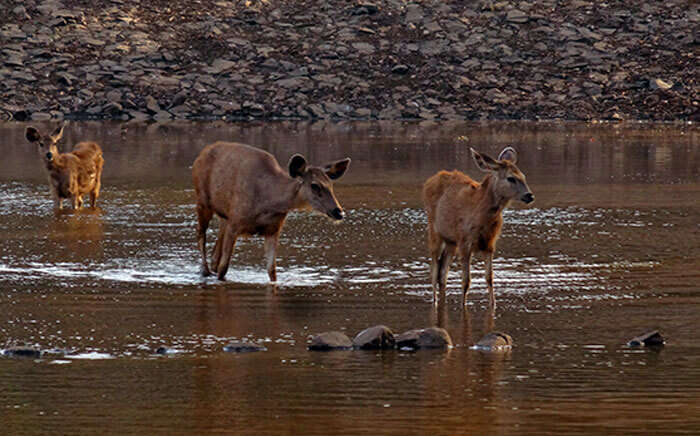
[
  {"left": 25, "top": 123, "right": 104, "bottom": 210},
  {"left": 48, "top": 207, "right": 105, "bottom": 261},
  {"left": 192, "top": 142, "right": 350, "bottom": 281},
  {"left": 423, "top": 147, "right": 534, "bottom": 306},
  {"left": 432, "top": 288, "right": 496, "bottom": 345}
]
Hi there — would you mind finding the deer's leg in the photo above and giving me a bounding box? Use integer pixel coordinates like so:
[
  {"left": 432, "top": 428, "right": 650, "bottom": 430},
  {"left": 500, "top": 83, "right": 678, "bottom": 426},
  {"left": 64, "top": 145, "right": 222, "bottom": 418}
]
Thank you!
[
  {"left": 460, "top": 248, "right": 472, "bottom": 306},
  {"left": 50, "top": 185, "right": 62, "bottom": 209},
  {"left": 485, "top": 251, "right": 495, "bottom": 307},
  {"left": 264, "top": 233, "right": 279, "bottom": 282},
  {"left": 437, "top": 242, "right": 456, "bottom": 296},
  {"left": 196, "top": 203, "right": 213, "bottom": 276},
  {"left": 217, "top": 222, "right": 238, "bottom": 281},
  {"left": 428, "top": 228, "right": 443, "bottom": 302},
  {"left": 91, "top": 159, "right": 103, "bottom": 208},
  {"left": 90, "top": 180, "right": 100, "bottom": 208},
  {"left": 210, "top": 224, "right": 225, "bottom": 273}
]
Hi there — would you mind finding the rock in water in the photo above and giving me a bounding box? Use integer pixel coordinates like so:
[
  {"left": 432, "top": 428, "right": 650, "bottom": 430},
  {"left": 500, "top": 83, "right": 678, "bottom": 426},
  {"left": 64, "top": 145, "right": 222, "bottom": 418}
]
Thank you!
[
  {"left": 223, "top": 342, "right": 267, "bottom": 353},
  {"left": 628, "top": 330, "right": 664, "bottom": 347},
  {"left": 308, "top": 331, "right": 353, "bottom": 351},
  {"left": 474, "top": 332, "right": 513, "bottom": 350},
  {"left": 396, "top": 327, "right": 453, "bottom": 349},
  {"left": 353, "top": 325, "right": 395, "bottom": 349},
  {"left": 3, "top": 346, "right": 42, "bottom": 358}
]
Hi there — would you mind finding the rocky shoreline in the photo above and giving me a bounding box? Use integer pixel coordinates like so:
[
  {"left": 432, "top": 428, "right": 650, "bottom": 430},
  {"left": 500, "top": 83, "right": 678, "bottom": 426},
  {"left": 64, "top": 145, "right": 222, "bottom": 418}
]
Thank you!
[{"left": 1, "top": 0, "right": 697, "bottom": 122}]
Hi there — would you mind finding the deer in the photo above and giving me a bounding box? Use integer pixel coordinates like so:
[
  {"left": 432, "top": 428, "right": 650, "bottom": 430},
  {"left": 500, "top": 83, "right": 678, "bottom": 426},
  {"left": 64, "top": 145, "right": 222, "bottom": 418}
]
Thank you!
[
  {"left": 423, "top": 146, "right": 534, "bottom": 307},
  {"left": 25, "top": 123, "right": 104, "bottom": 210},
  {"left": 192, "top": 141, "right": 350, "bottom": 282}
]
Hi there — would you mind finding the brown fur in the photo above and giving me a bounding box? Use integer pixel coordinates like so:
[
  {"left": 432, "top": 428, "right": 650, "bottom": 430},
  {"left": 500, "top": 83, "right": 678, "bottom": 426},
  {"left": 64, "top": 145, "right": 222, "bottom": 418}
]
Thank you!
[
  {"left": 423, "top": 147, "right": 533, "bottom": 306},
  {"left": 192, "top": 141, "right": 350, "bottom": 281},
  {"left": 25, "top": 124, "right": 104, "bottom": 210}
]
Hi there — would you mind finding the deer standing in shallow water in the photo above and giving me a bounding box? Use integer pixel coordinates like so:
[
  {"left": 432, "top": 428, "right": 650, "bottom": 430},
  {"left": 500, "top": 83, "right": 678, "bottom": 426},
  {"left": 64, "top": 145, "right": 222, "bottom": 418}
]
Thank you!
[
  {"left": 25, "top": 123, "right": 104, "bottom": 210},
  {"left": 423, "top": 147, "right": 534, "bottom": 306},
  {"left": 192, "top": 141, "right": 350, "bottom": 281}
]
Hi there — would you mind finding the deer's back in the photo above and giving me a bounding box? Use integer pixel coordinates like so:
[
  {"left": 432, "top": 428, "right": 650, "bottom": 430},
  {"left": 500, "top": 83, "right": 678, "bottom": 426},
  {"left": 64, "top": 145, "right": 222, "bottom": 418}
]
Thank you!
[
  {"left": 193, "top": 142, "right": 286, "bottom": 214},
  {"left": 423, "top": 170, "right": 479, "bottom": 218},
  {"left": 424, "top": 170, "right": 499, "bottom": 247},
  {"left": 52, "top": 142, "right": 102, "bottom": 195},
  {"left": 71, "top": 142, "right": 102, "bottom": 161}
]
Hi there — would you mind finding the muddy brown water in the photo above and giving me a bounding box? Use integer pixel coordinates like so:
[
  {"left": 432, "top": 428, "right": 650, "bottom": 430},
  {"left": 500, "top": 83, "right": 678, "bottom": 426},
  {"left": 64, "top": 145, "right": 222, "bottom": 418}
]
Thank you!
[{"left": 0, "top": 121, "right": 698, "bottom": 435}]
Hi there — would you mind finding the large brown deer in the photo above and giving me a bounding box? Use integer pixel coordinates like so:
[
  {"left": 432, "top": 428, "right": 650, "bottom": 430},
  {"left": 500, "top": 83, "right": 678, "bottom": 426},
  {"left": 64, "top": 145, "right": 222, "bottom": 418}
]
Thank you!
[
  {"left": 25, "top": 123, "right": 104, "bottom": 210},
  {"left": 423, "top": 147, "right": 534, "bottom": 306},
  {"left": 192, "top": 141, "right": 350, "bottom": 281}
]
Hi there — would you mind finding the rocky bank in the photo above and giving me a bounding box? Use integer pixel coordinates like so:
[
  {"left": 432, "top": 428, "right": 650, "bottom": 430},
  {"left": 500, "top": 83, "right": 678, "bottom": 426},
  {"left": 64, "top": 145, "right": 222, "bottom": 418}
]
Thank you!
[{"left": 0, "top": 0, "right": 697, "bottom": 121}]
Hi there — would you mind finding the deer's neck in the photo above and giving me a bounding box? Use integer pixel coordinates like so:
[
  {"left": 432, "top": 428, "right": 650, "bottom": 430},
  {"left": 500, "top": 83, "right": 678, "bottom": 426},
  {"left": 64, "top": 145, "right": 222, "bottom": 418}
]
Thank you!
[
  {"left": 278, "top": 176, "right": 306, "bottom": 213},
  {"left": 481, "top": 173, "right": 510, "bottom": 215}
]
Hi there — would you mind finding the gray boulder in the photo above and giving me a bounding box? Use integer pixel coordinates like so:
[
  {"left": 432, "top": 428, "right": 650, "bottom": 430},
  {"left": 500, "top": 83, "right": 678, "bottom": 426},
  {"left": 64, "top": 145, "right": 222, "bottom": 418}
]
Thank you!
[
  {"left": 396, "top": 327, "right": 453, "bottom": 349},
  {"left": 475, "top": 332, "right": 513, "bottom": 349},
  {"left": 628, "top": 330, "right": 664, "bottom": 347},
  {"left": 353, "top": 325, "right": 395, "bottom": 349},
  {"left": 308, "top": 331, "right": 353, "bottom": 351}
]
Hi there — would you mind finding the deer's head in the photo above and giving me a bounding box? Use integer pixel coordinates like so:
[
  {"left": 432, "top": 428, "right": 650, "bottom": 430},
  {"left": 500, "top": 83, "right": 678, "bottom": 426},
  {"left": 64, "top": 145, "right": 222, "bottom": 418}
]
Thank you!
[
  {"left": 472, "top": 146, "right": 534, "bottom": 204},
  {"left": 26, "top": 123, "right": 66, "bottom": 164},
  {"left": 289, "top": 154, "right": 351, "bottom": 220}
]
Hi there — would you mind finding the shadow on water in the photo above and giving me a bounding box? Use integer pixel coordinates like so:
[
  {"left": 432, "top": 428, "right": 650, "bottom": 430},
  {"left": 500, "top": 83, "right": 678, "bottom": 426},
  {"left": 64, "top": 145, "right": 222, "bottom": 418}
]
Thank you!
[{"left": 0, "top": 120, "right": 698, "bottom": 435}]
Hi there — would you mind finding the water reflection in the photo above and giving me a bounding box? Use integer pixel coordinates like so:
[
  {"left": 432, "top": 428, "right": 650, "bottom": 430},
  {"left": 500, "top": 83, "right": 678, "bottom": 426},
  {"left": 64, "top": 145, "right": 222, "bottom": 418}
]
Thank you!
[
  {"left": 2, "top": 121, "right": 698, "bottom": 188},
  {"left": 0, "top": 120, "right": 698, "bottom": 435},
  {"left": 432, "top": 289, "right": 498, "bottom": 348},
  {"left": 47, "top": 207, "right": 105, "bottom": 261}
]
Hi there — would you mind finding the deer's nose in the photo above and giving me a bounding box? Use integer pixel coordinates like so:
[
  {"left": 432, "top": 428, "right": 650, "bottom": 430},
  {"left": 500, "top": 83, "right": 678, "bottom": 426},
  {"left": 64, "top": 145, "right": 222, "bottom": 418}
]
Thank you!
[
  {"left": 521, "top": 192, "right": 534, "bottom": 204},
  {"left": 329, "top": 207, "right": 345, "bottom": 220}
]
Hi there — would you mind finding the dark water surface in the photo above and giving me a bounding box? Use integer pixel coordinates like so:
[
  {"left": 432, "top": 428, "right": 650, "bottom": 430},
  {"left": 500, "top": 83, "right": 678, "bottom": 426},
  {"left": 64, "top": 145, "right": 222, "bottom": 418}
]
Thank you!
[{"left": 1, "top": 121, "right": 698, "bottom": 435}]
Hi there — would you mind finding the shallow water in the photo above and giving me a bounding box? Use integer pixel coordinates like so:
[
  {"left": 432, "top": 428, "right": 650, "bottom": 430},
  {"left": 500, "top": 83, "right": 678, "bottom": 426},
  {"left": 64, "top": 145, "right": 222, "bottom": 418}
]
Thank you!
[{"left": 1, "top": 121, "right": 698, "bottom": 435}]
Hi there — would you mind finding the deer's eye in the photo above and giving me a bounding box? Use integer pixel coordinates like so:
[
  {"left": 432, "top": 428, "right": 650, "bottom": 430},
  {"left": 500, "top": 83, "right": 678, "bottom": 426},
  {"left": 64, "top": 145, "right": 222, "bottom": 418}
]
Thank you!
[
  {"left": 311, "top": 183, "right": 322, "bottom": 195},
  {"left": 507, "top": 177, "right": 517, "bottom": 184}
]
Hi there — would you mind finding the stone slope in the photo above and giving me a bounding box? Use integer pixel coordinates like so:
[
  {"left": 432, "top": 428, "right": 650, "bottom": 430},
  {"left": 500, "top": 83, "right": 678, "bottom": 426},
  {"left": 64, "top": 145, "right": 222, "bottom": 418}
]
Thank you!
[{"left": 1, "top": 0, "right": 697, "bottom": 121}]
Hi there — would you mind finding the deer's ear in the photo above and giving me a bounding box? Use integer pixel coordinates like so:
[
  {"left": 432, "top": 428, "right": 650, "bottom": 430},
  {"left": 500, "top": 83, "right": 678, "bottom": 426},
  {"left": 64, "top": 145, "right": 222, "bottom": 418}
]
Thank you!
[
  {"left": 471, "top": 148, "right": 500, "bottom": 172},
  {"left": 323, "top": 158, "right": 350, "bottom": 180},
  {"left": 50, "top": 122, "right": 66, "bottom": 142},
  {"left": 498, "top": 147, "right": 517, "bottom": 164},
  {"left": 288, "top": 154, "right": 307, "bottom": 178},
  {"left": 26, "top": 127, "right": 41, "bottom": 143}
]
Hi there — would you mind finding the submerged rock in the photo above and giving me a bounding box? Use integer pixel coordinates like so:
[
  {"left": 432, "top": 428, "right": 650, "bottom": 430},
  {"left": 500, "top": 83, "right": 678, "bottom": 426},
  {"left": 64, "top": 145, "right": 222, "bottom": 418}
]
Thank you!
[
  {"left": 223, "top": 342, "right": 267, "bottom": 353},
  {"left": 353, "top": 325, "right": 395, "bottom": 350},
  {"left": 396, "top": 327, "right": 453, "bottom": 349},
  {"left": 308, "top": 331, "right": 353, "bottom": 351},
  {"left": 628, "top": 330, "right": 664, "bottom": 347},
  {"left": 474, "top": 332, "right": 513, "bottom": 350},
  {"left": 3, "top": 346, "right": 42, "bottom": 358}
]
